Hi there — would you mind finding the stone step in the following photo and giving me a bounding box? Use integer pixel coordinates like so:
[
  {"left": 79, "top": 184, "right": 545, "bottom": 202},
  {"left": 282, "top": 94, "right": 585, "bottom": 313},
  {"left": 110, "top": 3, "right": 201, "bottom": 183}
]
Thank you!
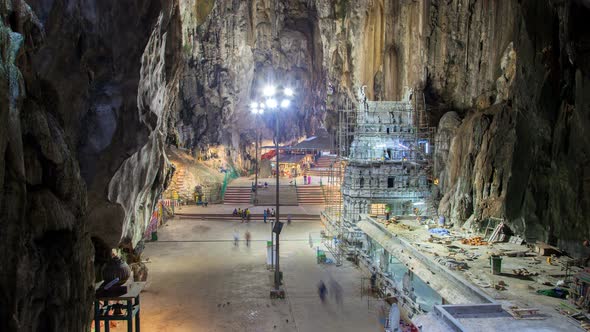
[{"left": 223, "top": 186, "right": 252, "bottom": 204}]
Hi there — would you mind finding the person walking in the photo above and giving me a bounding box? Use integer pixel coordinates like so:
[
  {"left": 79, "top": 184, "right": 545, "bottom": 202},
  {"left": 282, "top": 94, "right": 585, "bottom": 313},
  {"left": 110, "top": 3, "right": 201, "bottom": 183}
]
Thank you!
[
  {"left": 233, "top": 229, "right": 239, "bottom": 247},
  {"left": 245, "top": 230, "right": 251, "bottom": 247},
  {"left": 287, "top": 214, "right": 292, "bottom": 225},
  {"left": 318, "top": 280, "right": 328, "bottom": 303},
  {"left": 370, "top": 269, "right": 378, "bottom": 294},
  {"left": 330, "top": 278, "right": 344, "bottom": 309}
]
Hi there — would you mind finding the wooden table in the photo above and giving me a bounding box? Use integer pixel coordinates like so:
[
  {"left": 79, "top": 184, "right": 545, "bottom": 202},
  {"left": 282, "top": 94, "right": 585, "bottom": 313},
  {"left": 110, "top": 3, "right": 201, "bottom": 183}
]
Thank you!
[{"left": 94, "top": 282, "right": 146, "bottom": 332}]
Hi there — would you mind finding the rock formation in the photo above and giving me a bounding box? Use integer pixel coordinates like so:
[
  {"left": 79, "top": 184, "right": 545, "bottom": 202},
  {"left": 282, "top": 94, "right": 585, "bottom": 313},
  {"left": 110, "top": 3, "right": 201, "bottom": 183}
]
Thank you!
[
  {"left": 173, "top": 0, "right": 326, "bottom": 160},
  {"left": 0, "top": 0, "right": 181, "bottom": 329},
  {"left": 427, "top": 0, "right": 590, "bottom": 257}
]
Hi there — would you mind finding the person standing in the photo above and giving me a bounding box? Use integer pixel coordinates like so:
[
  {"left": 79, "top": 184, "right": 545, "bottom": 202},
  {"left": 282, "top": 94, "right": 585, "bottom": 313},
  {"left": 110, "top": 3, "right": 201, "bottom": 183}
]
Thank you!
[
  {"left": 245, "top": 230, "right": 251, "bottom": 247},
  {"left": 233, "top": 229, "right": 239, "bottom": 247},
  {"left": 263, "top": 209, "right": 268, "bottom": 223},
  {"left": 287, "top": 214, "right": 292, "bottom": 225}
]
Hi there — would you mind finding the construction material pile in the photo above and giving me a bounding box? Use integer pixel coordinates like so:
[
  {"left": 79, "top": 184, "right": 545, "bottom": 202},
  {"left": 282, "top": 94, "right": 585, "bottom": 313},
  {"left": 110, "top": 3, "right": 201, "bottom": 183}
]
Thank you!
[
  {"left": 512, "top": 268, "right": 539, "bottom": 277},
  {"left": 461, "top": 236, "right": 488, "bottom": 246}
]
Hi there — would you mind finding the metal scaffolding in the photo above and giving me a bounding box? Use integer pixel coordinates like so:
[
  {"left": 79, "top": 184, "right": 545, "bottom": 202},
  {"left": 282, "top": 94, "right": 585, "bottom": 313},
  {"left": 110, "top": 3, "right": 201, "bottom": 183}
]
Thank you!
[{"left": 321, "top": 87, "right": 437, "bottom": 264}]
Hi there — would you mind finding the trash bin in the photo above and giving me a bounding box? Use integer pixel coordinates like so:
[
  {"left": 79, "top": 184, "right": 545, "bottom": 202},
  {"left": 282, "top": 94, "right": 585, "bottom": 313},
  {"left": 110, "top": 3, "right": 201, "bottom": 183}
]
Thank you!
[
  {"left": 490, "top": 255, "right": 502, "bottom": 275},
  {"left": 151, "top": 231, "right": 158, "bottom": 241}
]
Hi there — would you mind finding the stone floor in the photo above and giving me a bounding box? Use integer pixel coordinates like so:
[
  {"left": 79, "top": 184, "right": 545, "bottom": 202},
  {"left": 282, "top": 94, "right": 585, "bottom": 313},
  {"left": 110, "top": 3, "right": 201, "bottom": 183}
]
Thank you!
[{"left": 113, "top": 217, "right": 385, "bottom": 331}]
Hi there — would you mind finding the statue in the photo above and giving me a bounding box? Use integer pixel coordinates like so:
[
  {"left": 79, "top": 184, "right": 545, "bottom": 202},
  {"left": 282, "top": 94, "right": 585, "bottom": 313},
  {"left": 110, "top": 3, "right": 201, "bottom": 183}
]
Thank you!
[
  {"left": 357, "top": 85, "right": 367, "bottom": 101},
  {"left": 358, "top": 85, "right": 368, "bottom": 112},
  {"left": 403, "top": 87, "right": 414, "bottom": 101}
]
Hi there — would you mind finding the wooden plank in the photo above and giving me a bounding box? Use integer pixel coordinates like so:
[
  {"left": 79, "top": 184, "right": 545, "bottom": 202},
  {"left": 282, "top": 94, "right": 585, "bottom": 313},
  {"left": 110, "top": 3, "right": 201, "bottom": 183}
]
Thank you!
[
  {"left": 535, "top": 241, "right": 562, "bottom": 256},
  {"left": 488, "top": 222, "right": 503, "bottom": 243}
]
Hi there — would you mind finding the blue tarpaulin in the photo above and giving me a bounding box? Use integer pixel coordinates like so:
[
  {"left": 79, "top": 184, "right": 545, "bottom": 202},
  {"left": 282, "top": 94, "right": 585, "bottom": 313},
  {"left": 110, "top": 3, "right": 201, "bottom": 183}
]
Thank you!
[{"left": 429, "top": 228, "right": 450, "bottom": 236}]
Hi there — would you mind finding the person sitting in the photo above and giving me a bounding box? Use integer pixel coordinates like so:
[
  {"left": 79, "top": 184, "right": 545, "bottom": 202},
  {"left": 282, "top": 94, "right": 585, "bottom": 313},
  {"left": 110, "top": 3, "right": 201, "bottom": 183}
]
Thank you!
[
  {"left": 232, "top": 208, "right": 238, "bottom": 216},
  {"left": 238, "top": 208, "right": 243, "bottom": 217},
  {"left": 264, "top": 182, "right": 268, "bottom": 188}
]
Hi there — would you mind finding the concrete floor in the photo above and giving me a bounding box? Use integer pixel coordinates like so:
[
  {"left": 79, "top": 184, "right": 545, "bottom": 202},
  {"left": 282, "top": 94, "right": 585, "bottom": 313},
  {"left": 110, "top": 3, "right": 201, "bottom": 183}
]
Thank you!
[{"left": 130, "top": 217, "right": 384, "bottom": 332}]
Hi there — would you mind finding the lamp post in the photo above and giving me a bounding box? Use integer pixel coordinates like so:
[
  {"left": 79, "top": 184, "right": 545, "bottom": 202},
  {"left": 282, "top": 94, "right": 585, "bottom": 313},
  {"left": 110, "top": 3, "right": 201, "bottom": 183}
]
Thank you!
[
  {"left": 250, "top": 103, "right": 264, "bottom": 204},
  {"left": 260, "top": 85, "right": 293, "bottom": 298}
]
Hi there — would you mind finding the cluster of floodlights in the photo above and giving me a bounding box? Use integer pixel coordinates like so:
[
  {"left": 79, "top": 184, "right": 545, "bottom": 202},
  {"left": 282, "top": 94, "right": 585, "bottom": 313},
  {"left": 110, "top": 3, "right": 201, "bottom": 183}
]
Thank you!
[
  {"left": 250, "top": 86, "right": 294, "bottom": 114},
  {"left": 249, "top": 84, "right": 295, "bottom": 297}
]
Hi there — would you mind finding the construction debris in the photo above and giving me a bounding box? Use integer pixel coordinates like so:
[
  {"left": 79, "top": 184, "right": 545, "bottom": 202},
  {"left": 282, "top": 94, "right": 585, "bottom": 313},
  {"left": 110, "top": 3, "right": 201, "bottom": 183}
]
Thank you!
[
  {"left": 435, "top": 257, "right": 469, "bottom": 270},
  {"left": 503, "top": 250, "right": 532, "bottom": 257},
  {"left": 513, "top": 268, "right": 539, "bottom": 277},
  {"left": 487, "top": 222, "right": 506, "bottom": 243},
  {"left": 508, "top": 235, "right": 525, "bottom": 245},
  {"left": 495, "top": 280, "right": 507, "bottom": 290},
  {"left": 535, "top": 241, "right": 562, "bottom": 256},
  {"left": 507, "top": 306, "right": 544, "bottom": 320},
  {"left": 461, "top": 236, "right": 488, "bottom": 246}
]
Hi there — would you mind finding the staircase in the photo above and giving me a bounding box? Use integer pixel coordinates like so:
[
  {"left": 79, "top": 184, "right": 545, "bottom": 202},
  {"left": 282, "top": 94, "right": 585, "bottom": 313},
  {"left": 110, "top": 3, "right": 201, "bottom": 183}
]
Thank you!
[
  {"left": 164, "top": 166, "right": 192, "bottom": 200},
  {"left": 255, "top": 185, "right": 299, "bottom": 206},
  {"left": 223, "top": 186, "right": 251, "bottom": 205},
  {"left": 308, "top": 156, "right": 337, "bottom": 177},
  {"left": 296, "top": 185, "right": 325, "bottom": 205}
]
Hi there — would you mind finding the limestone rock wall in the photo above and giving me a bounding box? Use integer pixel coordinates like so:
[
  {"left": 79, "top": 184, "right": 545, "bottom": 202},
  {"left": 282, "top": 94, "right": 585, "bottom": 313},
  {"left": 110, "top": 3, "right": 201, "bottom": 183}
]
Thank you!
[
  {"left": 430, "top": 0, "right": 590, "bottom": 257},
  {"left": 0, "top": 1, "right": 93, "bottom": 330},
  {"left": 107, "top": 8, "right": 182, "bottom": 246},
  {"left": 0, "top": 0, "right": 182, "bottom": 329},
  {"left": 317, "top": 0, "right": 429, "bottom": 129},
  {"left": 173, "top": 0, "right": 326, "bottom": 171}
]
